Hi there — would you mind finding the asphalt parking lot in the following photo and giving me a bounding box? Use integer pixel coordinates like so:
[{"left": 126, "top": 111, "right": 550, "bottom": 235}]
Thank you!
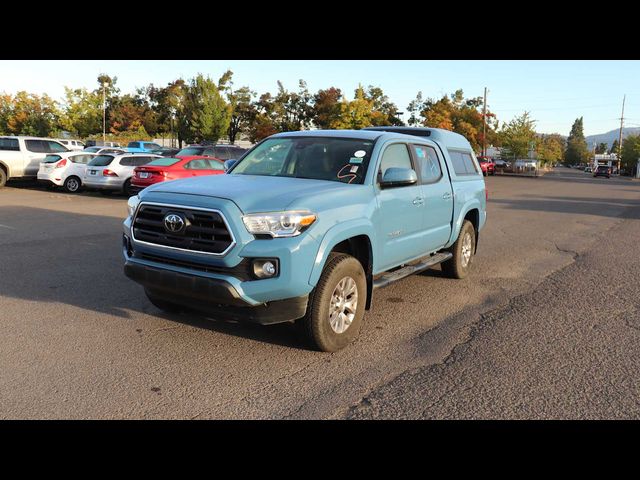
[{"left": 1, "top": 168, "right": 640, "bottom": 419}]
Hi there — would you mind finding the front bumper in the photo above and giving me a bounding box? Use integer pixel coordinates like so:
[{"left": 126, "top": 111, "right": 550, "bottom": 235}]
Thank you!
[{"left": 124, "top": 259, "right": 308, "bottom": 324}]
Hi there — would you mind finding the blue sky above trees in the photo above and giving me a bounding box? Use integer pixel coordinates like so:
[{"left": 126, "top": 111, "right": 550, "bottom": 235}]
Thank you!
[{"left": 2, "top": 60, "right": 638, "bottom": 137}]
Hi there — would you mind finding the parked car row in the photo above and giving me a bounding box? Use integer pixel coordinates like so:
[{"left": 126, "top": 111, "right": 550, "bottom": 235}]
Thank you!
[{"left": 0, "top": 135, "right": 248, "bottom": 190}]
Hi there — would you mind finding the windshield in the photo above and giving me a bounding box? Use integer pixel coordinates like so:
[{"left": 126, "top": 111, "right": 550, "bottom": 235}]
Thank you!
[
  {"left": 177, "top": 146, "right": 205, "bottom": 156},
  {"left": 85, "top": 147, "right": 101, "bottom": 152},
  {"left": 88, "top": 155, "right": 115, "bottom": 167},
  {"left": 231, "top": 137, "right": 375, "bottom": 184}
]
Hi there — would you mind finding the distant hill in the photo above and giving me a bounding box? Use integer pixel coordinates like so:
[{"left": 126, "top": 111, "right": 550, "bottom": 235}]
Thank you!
[{"left": 585, "top": 127, "right": 640, "bottom": 150}]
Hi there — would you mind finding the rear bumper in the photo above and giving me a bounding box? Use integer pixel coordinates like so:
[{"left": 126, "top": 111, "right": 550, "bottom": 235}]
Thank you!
[
  {"left": 37, "top": 172, "right": 63, "bottom": 186},
  {"left": 84, "top": 177, "right": 124, "bottom": 190},
  {"left": 124, "top": 259, "right": 308, "bottom": 325}
]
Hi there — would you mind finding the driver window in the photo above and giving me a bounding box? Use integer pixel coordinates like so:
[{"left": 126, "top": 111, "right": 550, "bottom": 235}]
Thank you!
[{"left": 379, "top": 144, "right": 412, "bottom": 177}]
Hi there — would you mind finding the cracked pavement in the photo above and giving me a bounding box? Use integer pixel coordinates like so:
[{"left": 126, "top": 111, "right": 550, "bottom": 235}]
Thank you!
[{"left": 1, "top": 167, "right": 639, "bottom": 419}]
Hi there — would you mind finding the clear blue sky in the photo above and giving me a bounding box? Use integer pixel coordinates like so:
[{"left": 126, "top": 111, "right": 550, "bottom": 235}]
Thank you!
[{"left": 2, "top": 60, "right": 639, "bottom": 137}]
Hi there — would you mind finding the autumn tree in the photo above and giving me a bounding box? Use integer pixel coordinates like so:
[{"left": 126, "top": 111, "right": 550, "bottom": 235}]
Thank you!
[
  {"left": 564, "top": 117, "right": 589, "bottom": 165},
  {"left": 312, "top": 87, "right": 343, "bottom": 129},
  {"left": 498, "top": 112, "right": 537, "bottom": 159},
  {"left": 1, "top": 91, "right": 61, "bottom": 137},
  {"left": 415, "top": 90, "right": 498, "bottom": 152}
]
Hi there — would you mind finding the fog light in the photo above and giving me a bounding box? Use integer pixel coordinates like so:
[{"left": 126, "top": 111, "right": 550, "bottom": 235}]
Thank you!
[{"left": 252, "top": 259, "right": 279, "bottom": 279}]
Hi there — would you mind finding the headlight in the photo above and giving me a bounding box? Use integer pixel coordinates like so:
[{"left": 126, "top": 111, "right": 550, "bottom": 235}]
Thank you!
[
  {"left": 242, "top": 211, "right": 317, "bottom": 238},
  {"left": 127, "top": 195, "right": 140, "bottom": 218}
]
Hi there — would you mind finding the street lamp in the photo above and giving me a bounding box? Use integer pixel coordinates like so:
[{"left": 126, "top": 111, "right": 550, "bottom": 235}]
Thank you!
[{"left": 102, "top": 81, "right": 109, "bottom": 143}]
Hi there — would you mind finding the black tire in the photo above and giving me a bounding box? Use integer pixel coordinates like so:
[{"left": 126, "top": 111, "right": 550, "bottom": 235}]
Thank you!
[
  {"left": 442, "top": 220, "right": 476, "bottom": 279},
  {"left": 0, "top": 167, "right": 6, "bottom": 188},
  {"left": 297, "top": 253, "right": 367, "bottom": 352},
  {"left": 123, "top": 179, "right": 134, "bottom": 196},
  {"left": 63, "top": 176, "right": 81, "bottom": 193},
  {"left": 145, "top": 289, "right": 183, "bottom": 314}
]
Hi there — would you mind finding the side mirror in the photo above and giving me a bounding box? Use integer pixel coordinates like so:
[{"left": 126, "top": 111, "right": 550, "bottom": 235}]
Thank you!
[
  {"left": 224, "top": 159, "right": 237, "bottom": 172},
  {"left": 380, "top": 167, "right": 418, "bottom": 189}
]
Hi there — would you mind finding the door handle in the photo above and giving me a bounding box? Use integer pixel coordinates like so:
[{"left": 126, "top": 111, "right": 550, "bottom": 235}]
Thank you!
[
  {"left": 413, "top": 197, "right": 425, "bottom": 205},
  {"left": 442, "top": 192, "right": 452, "bottom": 200}
]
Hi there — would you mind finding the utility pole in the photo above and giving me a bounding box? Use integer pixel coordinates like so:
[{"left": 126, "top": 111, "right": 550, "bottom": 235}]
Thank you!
[
  {"left": 482, "top": 87, "right": 487, "bottom": 157},
  {"left": 102, "top": 81, "right": 109, "bottom": 144},
  {"left": 617, "top": 94, "right": 625, "bottom": 172}
]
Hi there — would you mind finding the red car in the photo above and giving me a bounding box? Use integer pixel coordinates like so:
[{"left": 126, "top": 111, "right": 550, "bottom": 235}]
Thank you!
[
  {"left": 131, "top": 155, "right": 225, "bottom": 192},
  {"left": 477, "top": 158, "right": 495, "bottom": 176}
]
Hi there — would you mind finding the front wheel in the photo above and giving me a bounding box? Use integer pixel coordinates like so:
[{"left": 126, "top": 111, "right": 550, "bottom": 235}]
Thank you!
[
  {"left": 442, "top": 220, "right": 476, "bottom": 279},
  {"left": 297, "top": 253, "right": 367, "bottom": 352},
  {"left": 0, "top": 168, "right": 6, "bottom": 188}
]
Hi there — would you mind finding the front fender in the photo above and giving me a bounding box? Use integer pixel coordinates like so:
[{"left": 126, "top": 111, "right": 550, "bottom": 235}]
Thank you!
[{"left": 308, "top": 219, "right": 376, "bottom": 287}]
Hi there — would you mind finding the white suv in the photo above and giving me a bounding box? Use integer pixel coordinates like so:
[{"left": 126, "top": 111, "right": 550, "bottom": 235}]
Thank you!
[
  {"left": 0, "top": 136, "right": 69, "bottom": 187},
  {"left": 84, "top": 152, "right": 161, "bottom": 196},
  {"left": 37, "top": 151, "right": 97, "bottom": 193}
]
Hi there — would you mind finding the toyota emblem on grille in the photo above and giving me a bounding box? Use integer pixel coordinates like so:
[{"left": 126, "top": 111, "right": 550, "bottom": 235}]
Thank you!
[{"left": 163, "top": 213, "right": 186, "bottom": 233}]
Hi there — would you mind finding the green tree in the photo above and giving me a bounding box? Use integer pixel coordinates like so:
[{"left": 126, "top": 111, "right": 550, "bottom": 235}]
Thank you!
[
  {"left": 183, "top": 74, "right": 231, "bottom": 143},
  {"left": 59, "top": 87, "right": 102, "bottom": 137},
  {"left": 331, "top": 85, "right": 373, "bottom": 130},
  {"left": 595, "top": 142, "right": 608, "bottom": 154},
  {"left": 216, "top": 71, "right": 257, "bottom": 144},
  {"left": 498, "top": 112, "right": 537, "bottom": 159},
  {"left": 609, "top": 139, "right": 620, "bottom": 155},
  {"left": 621, "top": 135, "right": 640, "bottom": 171},
  {"left": 406, "top": 92, "right": 424, "bottom": 127},
  {"left": 536, "top": 133, "right": 565, "bottom": 165},
  {"left": 564, "top": 117, "right": 589, "bottom": 165},
  {"left": 365, "top": 86, "right": 403, "bottom": 126}
]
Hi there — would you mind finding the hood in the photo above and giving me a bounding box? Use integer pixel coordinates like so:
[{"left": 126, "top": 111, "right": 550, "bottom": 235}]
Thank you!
[{"left": 142, "top": 173, "right": 358, "bottom": 213}]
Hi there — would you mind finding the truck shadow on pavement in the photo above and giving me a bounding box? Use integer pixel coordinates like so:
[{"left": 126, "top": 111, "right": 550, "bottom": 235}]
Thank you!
[{"left": 0, "top": 205, "right": 306, "bottom": 349}]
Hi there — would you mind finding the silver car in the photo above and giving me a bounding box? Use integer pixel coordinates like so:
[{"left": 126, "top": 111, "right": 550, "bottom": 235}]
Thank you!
[{"left": 84, "top": 152, "right": 161, "bottom": 196}]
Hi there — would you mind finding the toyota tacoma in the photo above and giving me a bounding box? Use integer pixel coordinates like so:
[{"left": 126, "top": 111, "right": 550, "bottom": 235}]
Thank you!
[{"left": 123, "top": 128, "right": 487, "bottom": 351}]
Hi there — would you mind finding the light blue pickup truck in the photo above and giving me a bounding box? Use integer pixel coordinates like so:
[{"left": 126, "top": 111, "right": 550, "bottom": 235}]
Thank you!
[{"left": 123, "top": 128, "right": 487, "bottom": 351}]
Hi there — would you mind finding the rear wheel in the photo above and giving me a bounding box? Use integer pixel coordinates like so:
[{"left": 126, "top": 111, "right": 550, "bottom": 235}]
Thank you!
[
  {"left": 145, "top": 289, "right": 183, "bottom": 314},
  {"left": 297, "top": 253, "right": 367, "bottom": 352},
  {"left": 63, "top": 176, "right": 81, "bottom": 193},
  {"left": 0, "top": 168, "right": 6, "bottom": 188},
  {"left": 442, "top": 220, "right": 476, "bottom": 279}
]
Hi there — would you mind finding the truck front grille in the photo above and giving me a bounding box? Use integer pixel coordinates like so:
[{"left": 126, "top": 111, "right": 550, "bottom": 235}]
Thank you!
[{"left": 132, "top": 203, "right": 235, "bottom": 255}]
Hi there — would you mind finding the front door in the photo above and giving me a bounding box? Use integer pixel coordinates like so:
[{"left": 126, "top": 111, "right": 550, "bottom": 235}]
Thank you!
[{"left": 374, "top": 143, "right": 426, "bottom": 272}]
